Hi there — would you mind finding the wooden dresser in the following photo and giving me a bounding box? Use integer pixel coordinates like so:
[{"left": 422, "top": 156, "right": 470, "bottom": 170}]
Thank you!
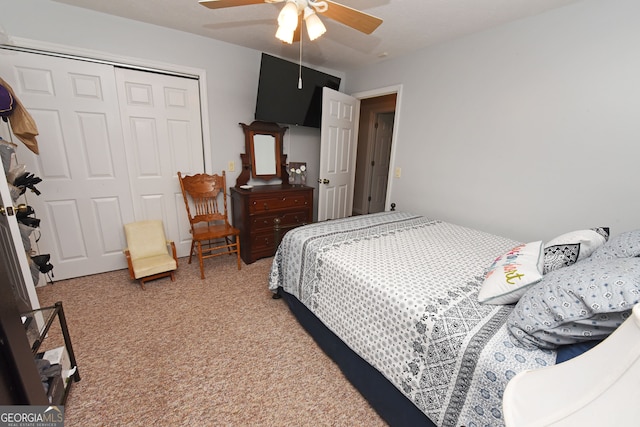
[{"left": 230, "top": 184, "right": 314, "bottom": 264}]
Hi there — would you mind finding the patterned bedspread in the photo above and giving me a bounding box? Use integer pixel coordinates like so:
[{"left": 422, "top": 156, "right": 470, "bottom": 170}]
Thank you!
[{"left": 269, "top": 212, "right": 556, "bottom": 427}]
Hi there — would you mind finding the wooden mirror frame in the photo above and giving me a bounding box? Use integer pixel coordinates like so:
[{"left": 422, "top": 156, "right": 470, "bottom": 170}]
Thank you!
[{"left": 236, "top": 121, "right": 289, "bottom": 187}]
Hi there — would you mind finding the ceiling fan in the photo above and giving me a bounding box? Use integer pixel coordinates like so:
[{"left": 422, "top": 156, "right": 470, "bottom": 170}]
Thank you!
[{"left": 199, "top": 0, "right": 383, "bottom": 43}]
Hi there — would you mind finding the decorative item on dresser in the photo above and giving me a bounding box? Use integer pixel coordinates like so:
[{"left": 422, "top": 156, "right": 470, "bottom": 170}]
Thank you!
[{"left": 231, "top": 120, "right": 314, "bottom": 264}]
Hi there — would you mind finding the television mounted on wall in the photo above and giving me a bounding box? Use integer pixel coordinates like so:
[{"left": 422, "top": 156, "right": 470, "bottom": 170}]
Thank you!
[{"left": 255, "top": 53, "right": 341, "bottom": 129}]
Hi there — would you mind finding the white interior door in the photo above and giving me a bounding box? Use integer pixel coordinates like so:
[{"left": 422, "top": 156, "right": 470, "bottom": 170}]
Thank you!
[
  {"left": 115, "top": 68, "right": 204, "bottom": 257},
  {"left": 0, "top": 51, "right": 135, "bottom": 280},
  {"left": 368, "top": 112, "right": 394, "bottom": 214},
  {"left": 0, "top": 150, "right": 39, "bottom": 311},
  {"left": 318, "top": 87, "right": 360, "bottom": 221}
]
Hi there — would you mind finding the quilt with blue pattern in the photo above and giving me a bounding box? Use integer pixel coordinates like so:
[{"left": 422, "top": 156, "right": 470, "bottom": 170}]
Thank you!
[{"left": 269, "top": 212, "right": 556, "bottom": 427}]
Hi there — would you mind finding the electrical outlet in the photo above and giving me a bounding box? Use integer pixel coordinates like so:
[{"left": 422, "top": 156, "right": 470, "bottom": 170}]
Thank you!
[
  {"left": 228, "top": 161, "right": 235, "bottom": 172},
  {"left": 394, "top": 167, "right": 402, "bottom": 178}
]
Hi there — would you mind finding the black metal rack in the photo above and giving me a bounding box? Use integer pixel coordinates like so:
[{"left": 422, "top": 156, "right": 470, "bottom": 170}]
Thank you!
[{"left": 21, "top": 301, "right": 80, "bottom": 405}]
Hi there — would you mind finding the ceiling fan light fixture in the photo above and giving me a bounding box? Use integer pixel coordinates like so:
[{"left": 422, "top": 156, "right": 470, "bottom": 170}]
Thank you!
[
  {"left": 277, "top": 1, "right": 299, "bottom": 30},
  {"left": 304, "top": 7, "right": 326, "bottom": 41},
  {"left": 307, "top": 0, "right": 328, "bottom": 13},
  {"left": 275, "top": 24, "right": 295, "bottom": 44}
]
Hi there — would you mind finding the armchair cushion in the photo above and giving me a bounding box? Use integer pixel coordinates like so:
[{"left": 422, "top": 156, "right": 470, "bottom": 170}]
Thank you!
[{"left": 129, "top": 253, "right": 177, "bottom": 279}]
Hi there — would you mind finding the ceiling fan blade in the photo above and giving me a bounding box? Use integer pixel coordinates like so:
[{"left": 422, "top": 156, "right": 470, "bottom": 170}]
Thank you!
[
  {"left": 319, "top": 1, "right": 383, "bottom": 35},
  {"left": 199, "top": 0, "right": 271, "bottom": 10}
]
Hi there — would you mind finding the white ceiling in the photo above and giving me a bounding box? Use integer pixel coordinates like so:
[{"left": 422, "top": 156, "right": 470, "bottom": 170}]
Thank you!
[{"left": 53, "top": 0, "right": 584, "bottom": 70}]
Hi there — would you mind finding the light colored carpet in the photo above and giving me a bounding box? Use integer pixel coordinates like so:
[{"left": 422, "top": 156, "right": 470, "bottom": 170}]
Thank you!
[{"left": 36, "top": 255, "right": 387, "bottom": 427}]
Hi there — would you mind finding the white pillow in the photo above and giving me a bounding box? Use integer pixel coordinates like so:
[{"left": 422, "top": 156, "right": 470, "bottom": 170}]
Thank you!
[
  {"left": 478, "top": 241, "right": 544, "bottom": 305},
  {"left": 543, "top": 228, "right": 608, "bottom": 274}
]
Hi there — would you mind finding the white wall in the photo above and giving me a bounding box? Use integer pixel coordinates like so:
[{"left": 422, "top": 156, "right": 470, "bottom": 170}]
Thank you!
[
  {"left": 4, "top": 0, "right": 638, "bottom": 242},
  {"left": 0, "top": 0, "right": 336, "bottom": 197},
  {"left": 344, "top": 0, "right": 640, "bottom": 242},
  {"left": 284, "top": 126, "right": 322, "bottom": 220}
]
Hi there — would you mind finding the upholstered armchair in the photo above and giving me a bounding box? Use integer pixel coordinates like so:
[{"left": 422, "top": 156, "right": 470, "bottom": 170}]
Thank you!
[{"left": 123, "top": 220, "right": 178, "bottom": 289}]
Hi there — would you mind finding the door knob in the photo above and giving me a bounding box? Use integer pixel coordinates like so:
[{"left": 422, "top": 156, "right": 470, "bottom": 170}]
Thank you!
[
  {"left": 0, "top": 203, "right": 28, "bottom": 217},
  {"left": 0, "top": 203, "right": 29, "bottom": 216},
  {"left": 317, "top": 178, "right": 330, "bottom": 184}
]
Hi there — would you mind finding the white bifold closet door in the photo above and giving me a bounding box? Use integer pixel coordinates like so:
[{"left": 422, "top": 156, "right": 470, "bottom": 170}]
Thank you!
[
  {"left": 0, "top": 50, "right": 204, "bottom": 281},
  {"left": 114, "top": 67, "right": 204, "bottom": 259}
]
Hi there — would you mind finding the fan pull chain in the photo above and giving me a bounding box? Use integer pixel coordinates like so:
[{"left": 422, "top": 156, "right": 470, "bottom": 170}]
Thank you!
[{"left": 298, "top": 28, "right": 303, "bottom": 90}]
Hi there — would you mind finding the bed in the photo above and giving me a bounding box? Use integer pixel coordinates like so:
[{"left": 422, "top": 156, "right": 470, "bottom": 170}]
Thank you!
[{"left": 268, "top": 211, "right": 640, "bottom": 426}]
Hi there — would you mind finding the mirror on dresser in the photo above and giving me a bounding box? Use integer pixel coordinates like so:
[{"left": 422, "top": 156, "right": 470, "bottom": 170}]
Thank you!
[
  {"left": 236, "top": 121, "right": 288, "bottom": 187},
  {"left": 252, "top": 134, "right": 277, "bottom": 176},
  {"left": 231, "top": 121, "right": 314, "bottom": 264}
]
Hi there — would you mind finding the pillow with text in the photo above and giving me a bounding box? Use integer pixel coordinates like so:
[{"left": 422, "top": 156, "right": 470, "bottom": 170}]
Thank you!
[{"left": 479, "top": 241, "right": 544, "bottom": 305}]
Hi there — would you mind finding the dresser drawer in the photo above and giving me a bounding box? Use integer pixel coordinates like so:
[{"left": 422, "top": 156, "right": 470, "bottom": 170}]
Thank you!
[
  {"left": 250, "top": 221, "right": 305, "bottom": 254},
  {"left": 250, "top": 229, "right": 279, "bottom": 253},
  {"left": 249, "top": 210, "right": 310, "bottom": 232},
  {"left": 248, "top": 193, "right": 311, "bottom": 213}
]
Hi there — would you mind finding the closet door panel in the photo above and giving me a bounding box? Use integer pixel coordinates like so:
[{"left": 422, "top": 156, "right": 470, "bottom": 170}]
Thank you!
[
  {"left": 0, "top": 51, "right": 135, "bottom": 280},
  {"left": 46, "top": 200, "right": 87, "bottom": 260},
  {"left": 1, "top": 49, "right": 206, "bottom": 279},
  {"left": 28, "top": 109, "right": 71, "bottom": 179},
  {"left": 78, "top": 112, "right": 116, "bottom": 177},
  {"left": 92, "top": 197, "right": 126, "bottom": 254},
  {"left": 115, "top": 68, "right": 204, "bottom": 257}
]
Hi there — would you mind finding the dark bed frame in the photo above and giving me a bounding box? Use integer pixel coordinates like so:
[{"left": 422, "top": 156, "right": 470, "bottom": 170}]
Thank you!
[{"left": 277, "top": 287, "right": 436, "bottom": 427}]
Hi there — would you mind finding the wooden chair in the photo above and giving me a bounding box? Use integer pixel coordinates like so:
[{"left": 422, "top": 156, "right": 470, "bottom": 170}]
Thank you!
[
  {"left": 178, "top": 171, "right": 241, "bottom": 279},
  {"left": 123, "top": 220, "right": 178, "bottom": 290}
]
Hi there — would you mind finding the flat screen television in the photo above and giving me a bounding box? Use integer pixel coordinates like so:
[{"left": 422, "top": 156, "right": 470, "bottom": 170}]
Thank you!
[{"left": 255, "top": 53, "right": 341, "bottom": 128}]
